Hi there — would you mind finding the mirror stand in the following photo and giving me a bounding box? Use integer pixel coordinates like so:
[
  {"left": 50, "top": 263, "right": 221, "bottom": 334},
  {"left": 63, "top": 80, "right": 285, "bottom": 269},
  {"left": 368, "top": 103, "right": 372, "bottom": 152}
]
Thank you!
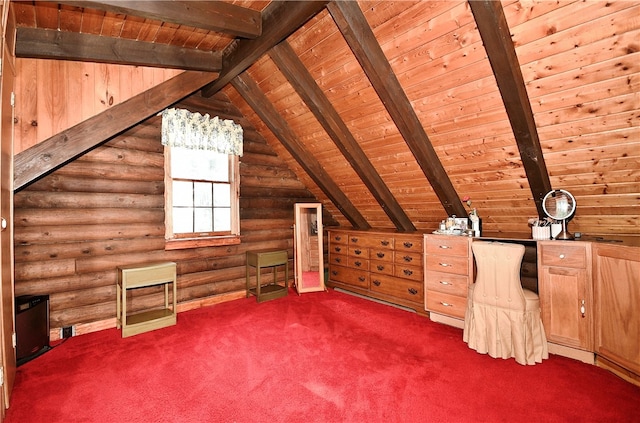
[{"left": 293, "top": 203, "right": 325, "bottom": 294}]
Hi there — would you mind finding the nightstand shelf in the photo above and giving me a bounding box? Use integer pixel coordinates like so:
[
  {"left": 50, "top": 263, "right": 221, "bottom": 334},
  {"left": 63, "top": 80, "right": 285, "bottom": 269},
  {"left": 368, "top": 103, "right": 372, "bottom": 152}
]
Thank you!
[{"left": 117, "top": 262, "right": 177, "bottom": 338}]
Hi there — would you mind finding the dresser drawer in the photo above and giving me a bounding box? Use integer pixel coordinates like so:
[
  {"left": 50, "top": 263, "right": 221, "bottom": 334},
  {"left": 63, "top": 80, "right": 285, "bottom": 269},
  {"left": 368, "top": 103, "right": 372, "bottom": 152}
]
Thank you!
[
  {"left": 394, "top": 251, "right": 421, "bottom": 266},
  {"left": 329, "top": 231, "right": 349, "bottom": 245},
  {"left": 425, "top": 236, "right": 469, "bottom": 257},
  {"left": 331, "top": 244, "right": 347, "bottom": 255},
  {"left": 329, "top": 265, "right": 369, "bottom": 289},
  {"left": 349, "top": 246, "right": 369, "bottom": 259},
  {"left": 370, "top": 248, "right": 393, "bottom": 262},
  {"left": 370, "top": 260, "right": 394, "bottom": 276},
  {"left": 370, "top": 274, "right": 423, "bottom": 303},
  {"left": 349, "top": 233, "right": 394, "bottom": 249},
  {"left": 394, "top": 264, "right": 422, "bottom": 282},
  {"left": 394, "top": 234, "right": 423, "bottom": 253},
  {"left": 426, "top": 291, "right": 467, "bottom": 319},
  {"left": 348, "top": 256, "right": 369, "bottom": 270},
  {"left": 329, "top": 253, "right": 347, "bottom": 267},
  {"left": 540, "top": 243, "right": 587, "bottom": 268},
  {"left": 425, "top": 254, "right": 470, "bottom": 276},
  {"left": 426, "top": 270, "right": 469, "bottom": 297}
]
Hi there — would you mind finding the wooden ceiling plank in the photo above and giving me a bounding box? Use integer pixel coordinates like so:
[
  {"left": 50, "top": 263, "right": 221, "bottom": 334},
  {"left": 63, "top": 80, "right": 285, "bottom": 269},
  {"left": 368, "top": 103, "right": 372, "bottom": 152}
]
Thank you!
[
  {"left": 14, "top": 71, "right": 219, "bottom": 191},
  {"left": 327, "top": 1, "right": 467, "bottom": 218},
  {"left": 57, "top": 0, "right": 262, "bottom": 39},
  {"left": 269, "top": 40, "right": 415, "bottom": 232},
  {"left": 468, "top": 0, "right": 552, "bottom": 217},
  {"left": 231, "top": 72, "right": 370, "bottom": 230},
  {"left": 201, "top": 1, "right": 330, "bottom": 98},
  {"left": 15, "top": 27, "right": 222, "bottom": 72}
]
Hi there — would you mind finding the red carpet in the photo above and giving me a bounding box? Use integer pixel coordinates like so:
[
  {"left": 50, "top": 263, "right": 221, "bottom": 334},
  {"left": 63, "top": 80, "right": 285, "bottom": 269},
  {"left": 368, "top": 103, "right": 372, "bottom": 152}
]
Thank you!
[{"left": 6, "top": 288, "right": 639, "bottom": 422}]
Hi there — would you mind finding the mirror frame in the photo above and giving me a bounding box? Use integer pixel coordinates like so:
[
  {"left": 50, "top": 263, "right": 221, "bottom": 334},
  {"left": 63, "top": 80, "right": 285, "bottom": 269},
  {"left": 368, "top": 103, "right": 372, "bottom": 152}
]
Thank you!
[{"left": 293, "top": 203, "right": 325, "bottom": 294}]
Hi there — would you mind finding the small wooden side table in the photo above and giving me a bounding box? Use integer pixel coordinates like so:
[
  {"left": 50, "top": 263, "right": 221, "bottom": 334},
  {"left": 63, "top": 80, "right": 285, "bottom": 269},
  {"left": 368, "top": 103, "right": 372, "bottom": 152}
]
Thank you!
[
  {"left": 246, "top": 249, "right": 289, "bottom": 302},
  {"left": 117, "top": 262, "right": 177, "bottom": 337}
]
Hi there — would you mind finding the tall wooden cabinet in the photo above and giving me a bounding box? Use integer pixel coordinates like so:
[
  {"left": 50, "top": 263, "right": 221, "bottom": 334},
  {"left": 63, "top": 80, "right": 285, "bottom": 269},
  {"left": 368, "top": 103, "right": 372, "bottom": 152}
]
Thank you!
[
  {"left": 538, "top": 241, "right": 593, "bottom": 356},
  {"left": 328, "top": 230, "right": 423, "bottom": 312},
  {"left": 593, "top": 244, "right": 640, "bottom": 384}
]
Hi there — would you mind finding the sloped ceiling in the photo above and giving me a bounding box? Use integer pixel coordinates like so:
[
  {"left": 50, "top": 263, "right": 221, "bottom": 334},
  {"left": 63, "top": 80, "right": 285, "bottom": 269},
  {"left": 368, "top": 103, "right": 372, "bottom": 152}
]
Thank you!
[{"left": 11, "top": 0, "right": 640, "bottom": 236}]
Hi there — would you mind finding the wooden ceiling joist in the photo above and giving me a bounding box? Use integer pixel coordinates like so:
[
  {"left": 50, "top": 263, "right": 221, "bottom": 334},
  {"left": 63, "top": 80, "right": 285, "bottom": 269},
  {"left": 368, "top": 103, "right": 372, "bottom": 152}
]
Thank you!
[
  {"left": 232, "top": 72, "right": 370, "bottom": 230},
  {"left": 269, "top": 41, "right": 416, "bottom": 232},
  {"left": 15, "top": 27, "right": 222, "bottom": 72},
  {"left": 469, "top": 0, "right": 552, "bottom": 217},
  {"left": 14, "top": 71, "right": 219, "bottom": 191},
  {"left": 201, "top": 1, "right": 329, "bottom": 98},
  {"left": 57, "top": 0, "right": 262, "bottom": 39},
  {"left": 327, "top": 1, "right": 468, "bottom": 219}
]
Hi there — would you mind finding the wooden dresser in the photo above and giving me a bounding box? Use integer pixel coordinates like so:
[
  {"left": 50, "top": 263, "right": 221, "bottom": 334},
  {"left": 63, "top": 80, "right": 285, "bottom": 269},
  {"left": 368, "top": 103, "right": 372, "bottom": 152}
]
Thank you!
[
  {"left": 327, "top": 230, "right": 424, "bottom": 312},
  {"left": 423, "top": 234, "right": 473, "bottom": 328}
]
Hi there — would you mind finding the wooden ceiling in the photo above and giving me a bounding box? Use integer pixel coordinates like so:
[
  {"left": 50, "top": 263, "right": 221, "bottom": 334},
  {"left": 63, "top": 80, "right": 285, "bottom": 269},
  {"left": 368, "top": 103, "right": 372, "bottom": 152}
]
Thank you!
[{"left": 10, "top": 1, "right": 640, "bottom": 236}]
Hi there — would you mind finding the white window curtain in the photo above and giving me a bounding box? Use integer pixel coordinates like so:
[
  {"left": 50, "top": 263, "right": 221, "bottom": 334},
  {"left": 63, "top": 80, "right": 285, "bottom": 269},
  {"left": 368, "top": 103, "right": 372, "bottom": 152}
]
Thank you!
[{"left": 161, "top": 108, "right": 243, "bottom": 156}]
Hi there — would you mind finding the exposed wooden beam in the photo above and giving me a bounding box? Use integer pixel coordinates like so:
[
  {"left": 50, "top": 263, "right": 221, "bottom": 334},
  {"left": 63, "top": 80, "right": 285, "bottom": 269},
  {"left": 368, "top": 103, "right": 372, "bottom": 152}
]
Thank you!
[
  {"left": 201, "top": 1, "right": 329, "bottom": 98},
  {"left": 15, "top": 27, "right": 222, "bottom": 72},
  {"left": 232, "top": 72, "right": 370, "bottom": 230},
  {"left": 469, "top": 0, "right": 552, "bottom": 217},
  {"left": 269, "top": 41, "right": 415, "bottom": 232},
  {"left": 14, "top": 71, "right": 219, "bottom": 191},
  {"left": 327, "top": 1, "right": 467, "bottom": 218},
  {"left": 58, "top": 0, "right": 262, "bottom": 39}
]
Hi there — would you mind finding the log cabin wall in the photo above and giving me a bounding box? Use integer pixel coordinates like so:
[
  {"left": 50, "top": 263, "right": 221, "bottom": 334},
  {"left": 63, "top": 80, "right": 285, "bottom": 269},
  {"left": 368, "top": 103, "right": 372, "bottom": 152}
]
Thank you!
[{"left": 13, "top": 72, "right": 327, "bottom": 334}]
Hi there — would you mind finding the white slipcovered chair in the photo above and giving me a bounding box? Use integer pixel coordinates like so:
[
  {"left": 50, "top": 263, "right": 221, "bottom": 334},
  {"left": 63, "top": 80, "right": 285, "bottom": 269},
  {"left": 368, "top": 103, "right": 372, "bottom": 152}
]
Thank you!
[{"left": 463, "top": 241, "right": 548, "bottom": 365}]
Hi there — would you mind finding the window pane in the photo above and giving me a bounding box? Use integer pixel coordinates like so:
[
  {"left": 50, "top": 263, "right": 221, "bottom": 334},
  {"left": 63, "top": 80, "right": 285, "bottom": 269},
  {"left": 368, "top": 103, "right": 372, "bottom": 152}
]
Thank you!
[
  {"left": 173, "top": 207, "right": 193, "bottom": 233},
  {"left": 194, "top": 208, "right": 213, "bottom": 232},
  {"left": 214, "top": 208, "right": 231, "bottom": 232},
  {"left": 213, "top": 183, "right": 230, "bottom": 207},
  {"left": 173, "top": 181, "right": 193, "bottom": 207},
  {"left": 194, "top": 182, "right": 212, "bottom": 207},
  {"left": 209, "top": 154, "right": 229, "bottom": 181},
  {"left": 171, "top": 147, "right": 229, "bottom": 182}
]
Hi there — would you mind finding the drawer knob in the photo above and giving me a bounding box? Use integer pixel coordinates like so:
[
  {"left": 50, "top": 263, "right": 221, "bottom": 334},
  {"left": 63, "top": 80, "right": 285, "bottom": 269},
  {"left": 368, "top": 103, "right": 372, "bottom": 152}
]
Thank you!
[
  {"left": 335, "top": 247, "right": 342, "bottom": 252},
  {"left": 439, "top": 262, "right": 450, "bottom": 267},
  {"left": 355, "top": 261, "right": 362, "bottom": 267},
  {"left": 377, "top": 265, "right": 385, "bottom": 271},
  {"left": 559, "top": 254, "right": 565, "bottom": 259},
  {"left": 354, "top": 249, "right": 362, "bottom": 255},
  {"left": 351, "top": 237, "right": 358, "bottom": 243},
  {"left": 331, "top": 270, "right": 338, "bottom": 276},
  {"left": 408, "top": 288, "right": 418, "bottom": 295},
  {"left": 440, "top": 302, "right": 452, "bottom": 307},
  {"left": 358, "top": 276, "right": 366, "bottom": 282},
  {"left": 403, "top": 255, "right": 412, "bottom": 262},
  {"left": 403, "top": 269, "right": 413, "bottom": 276},
  {"left": 381, "top": 240, "right": 389, "bottom": 246},
  {"left": 373, "top": 280, "right": 381, "bottom": 286},
  {"left": 335, "top": 236, "right": 342, "bottom": 241},
  {"left": 377, "top": 252, "right": 385, "bottom": 258},
  {"left": 403, "top": 242, "right": 413, "bottom": 248},
  {"left": 439, "top": 280, "right": 451, "bottom": 286},
  {"left": 335, "top": 257, "right": 341, "bottom": 263},
  {"left": 439, "top": 245, "right": 450, "bottom": 249}
]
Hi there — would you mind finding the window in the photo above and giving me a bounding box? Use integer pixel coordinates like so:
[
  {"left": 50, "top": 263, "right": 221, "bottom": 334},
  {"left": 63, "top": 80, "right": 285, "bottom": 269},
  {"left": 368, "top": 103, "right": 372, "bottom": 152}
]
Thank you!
[{"left": 161, "top": 108, "right": 242, "bottom": 250}]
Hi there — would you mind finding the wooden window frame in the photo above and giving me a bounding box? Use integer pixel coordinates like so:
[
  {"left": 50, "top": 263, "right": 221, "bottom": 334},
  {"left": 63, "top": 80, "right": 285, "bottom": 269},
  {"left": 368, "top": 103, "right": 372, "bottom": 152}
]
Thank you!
[{"left": 164, "top": 146, "right": 240, "bottom": 250}]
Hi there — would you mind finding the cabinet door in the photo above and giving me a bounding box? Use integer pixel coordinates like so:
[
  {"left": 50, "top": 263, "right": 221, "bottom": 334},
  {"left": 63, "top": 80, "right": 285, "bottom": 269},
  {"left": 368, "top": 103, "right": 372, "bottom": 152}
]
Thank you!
[
  {"left": 594, "top": 245, "right": 640, "bottom": 375},
  {"left": 539, "top": 266, "right": 592, "bottom": 351}
]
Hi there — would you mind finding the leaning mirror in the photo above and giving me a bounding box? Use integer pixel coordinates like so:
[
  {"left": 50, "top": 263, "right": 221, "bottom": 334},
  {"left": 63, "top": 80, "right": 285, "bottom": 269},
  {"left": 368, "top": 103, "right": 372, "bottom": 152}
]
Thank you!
[
  {"left": 293, "top": 203, "right": 325, "bottom": 294},
  {"left": 542, "top": 189, "right": 576, "bottom": 240}
]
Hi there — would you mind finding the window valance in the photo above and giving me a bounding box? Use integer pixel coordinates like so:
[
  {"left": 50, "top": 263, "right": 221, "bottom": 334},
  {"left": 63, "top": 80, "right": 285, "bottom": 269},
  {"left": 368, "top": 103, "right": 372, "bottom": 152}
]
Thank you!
[{"left": 161, "top": 108, "right": 243, "bottom": 156}]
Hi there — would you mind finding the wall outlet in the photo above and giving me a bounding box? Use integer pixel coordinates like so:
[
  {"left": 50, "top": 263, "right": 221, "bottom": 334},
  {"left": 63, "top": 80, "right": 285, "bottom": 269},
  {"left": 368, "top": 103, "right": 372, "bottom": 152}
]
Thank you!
[{"left": 61, "top": 326, "right": 75, "bottom": 339}]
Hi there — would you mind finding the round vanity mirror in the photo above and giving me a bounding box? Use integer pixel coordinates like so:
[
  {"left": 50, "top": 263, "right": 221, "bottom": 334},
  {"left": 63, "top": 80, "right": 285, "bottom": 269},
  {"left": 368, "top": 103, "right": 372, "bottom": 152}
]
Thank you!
[{"left": 542, "top": 189, "right": 576, "bottom": 240}]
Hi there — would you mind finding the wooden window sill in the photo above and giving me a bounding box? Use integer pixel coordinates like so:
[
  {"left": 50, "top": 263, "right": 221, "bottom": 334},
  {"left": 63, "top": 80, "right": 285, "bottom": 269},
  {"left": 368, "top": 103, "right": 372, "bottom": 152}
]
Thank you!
[{"left": 165, "top": 235, "right": 241, "bottom": 250}]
